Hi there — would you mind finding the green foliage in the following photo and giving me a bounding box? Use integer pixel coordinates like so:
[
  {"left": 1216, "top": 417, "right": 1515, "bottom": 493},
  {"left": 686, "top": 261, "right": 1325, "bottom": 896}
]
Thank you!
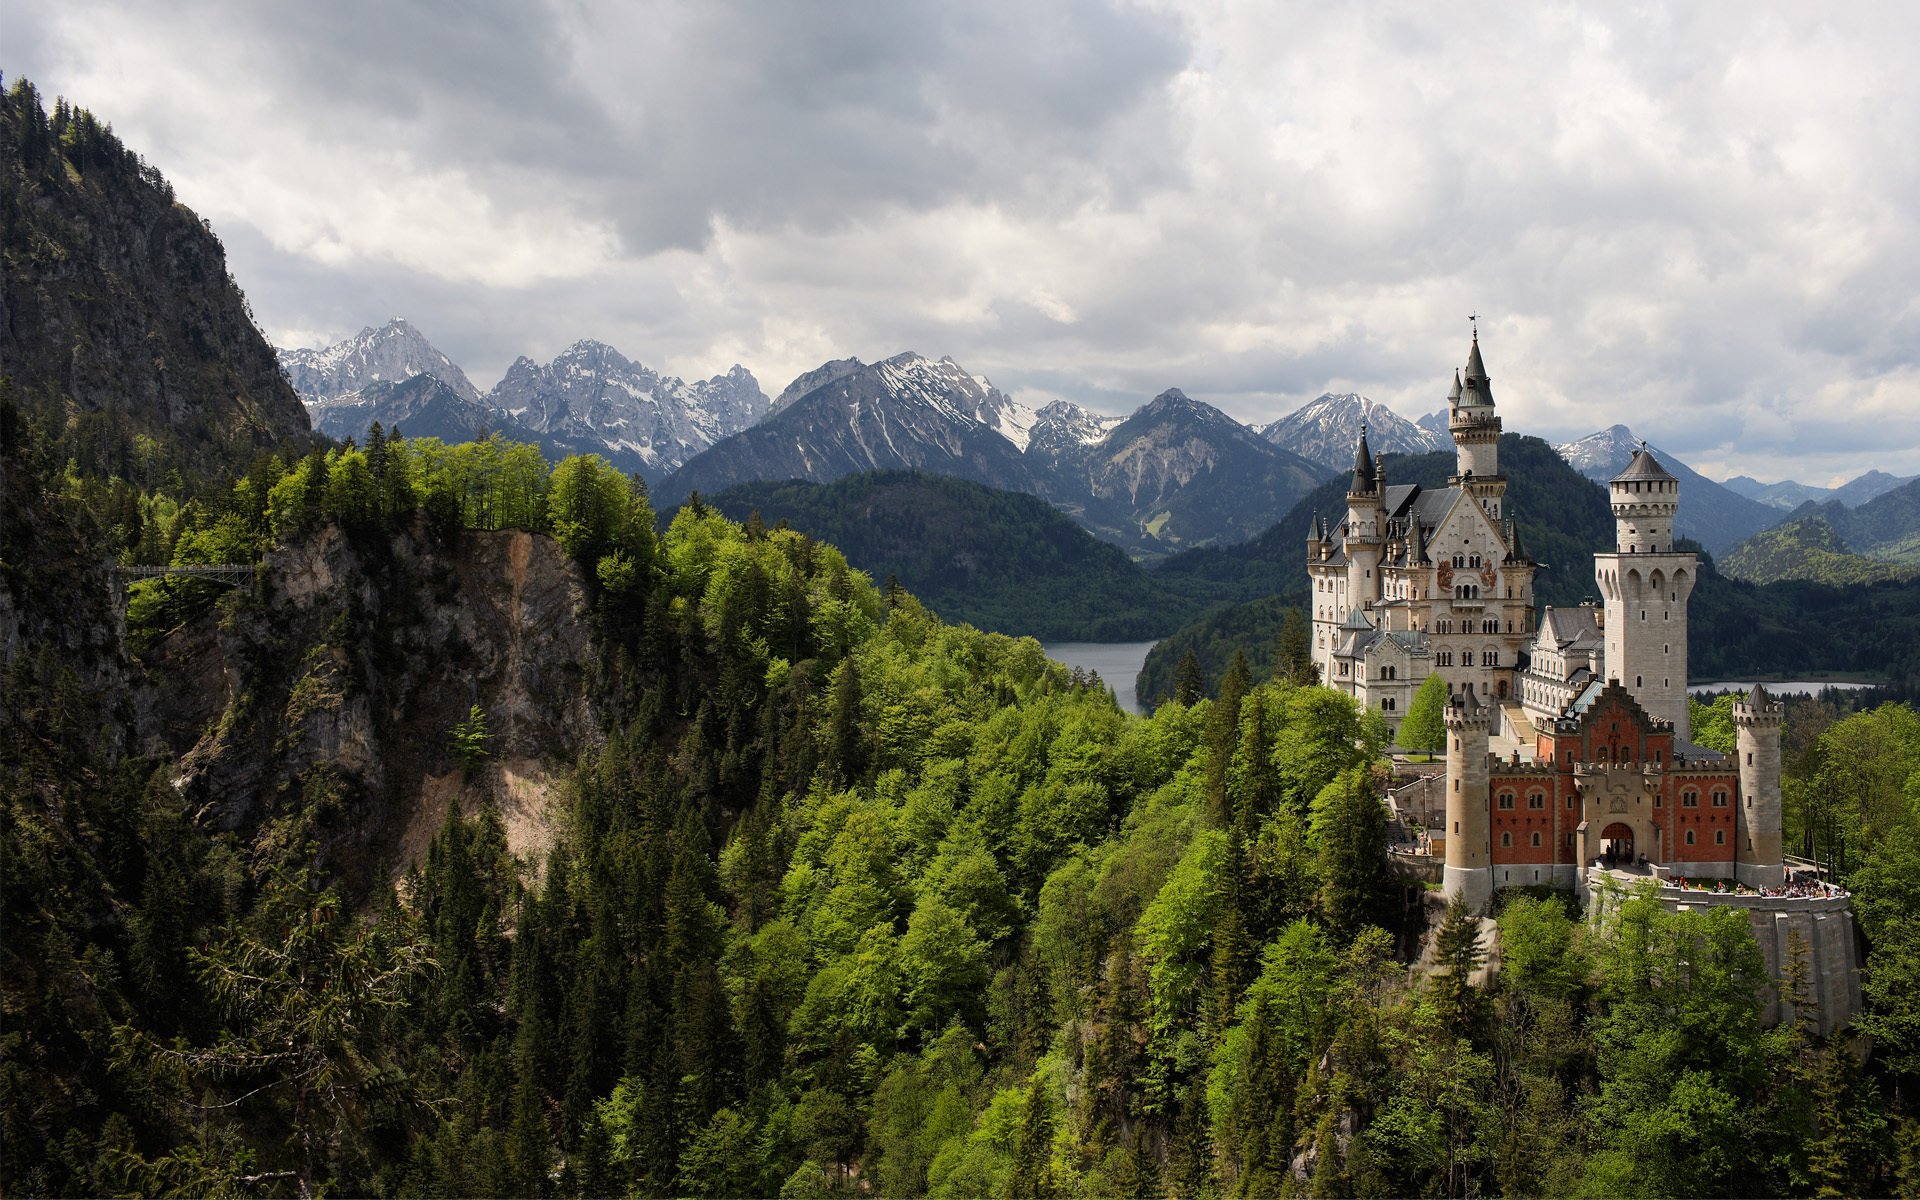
[
  {"left": 1401, "top": 672, "right": 1450, "bottom": 755},
  {"left": 450, "top": 704, "right": 491, "bottom": 770},
  {"left": 9, "top": 381, "right": 1920, "bottom": 1196}
]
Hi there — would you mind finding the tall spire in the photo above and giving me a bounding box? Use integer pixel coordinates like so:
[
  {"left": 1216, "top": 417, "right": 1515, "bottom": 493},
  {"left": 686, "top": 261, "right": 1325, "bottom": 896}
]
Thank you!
[
  {"left": 1449, "top": 368, "right": 1463, "bottom": 407},
  {"left": 1349, "top": 424, "right": 1376, "bottom": 493}
]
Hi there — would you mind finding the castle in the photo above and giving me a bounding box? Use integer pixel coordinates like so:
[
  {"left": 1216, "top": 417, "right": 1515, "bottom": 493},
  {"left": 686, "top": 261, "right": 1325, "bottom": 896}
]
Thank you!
[{"left": 1306, "top": 336, "right": 1792, "bottom": 907}]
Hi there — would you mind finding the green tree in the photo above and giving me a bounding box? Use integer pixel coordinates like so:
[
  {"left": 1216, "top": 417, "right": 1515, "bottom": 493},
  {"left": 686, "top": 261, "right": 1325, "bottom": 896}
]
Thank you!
[
  {"left": 1273, "top": 605, "right": 1314, "bottom": 685},
  {"left": 1174, "top": 648, "right": 1205, "bottom": 706},
  {"left": 451, "top": 703, "right": 491, "bottom": 771},
  {"left": 1401, "top": 672, "right": 1449, "bottom": 757}
]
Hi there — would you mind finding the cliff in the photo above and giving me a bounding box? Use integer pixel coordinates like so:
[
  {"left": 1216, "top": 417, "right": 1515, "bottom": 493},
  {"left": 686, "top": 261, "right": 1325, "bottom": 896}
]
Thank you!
[
  {"left": 146, "top": 519, "right": 604, "bottom": 892},
  {"left": 0, "top": 78, "right": 312, "bottom": 480}
]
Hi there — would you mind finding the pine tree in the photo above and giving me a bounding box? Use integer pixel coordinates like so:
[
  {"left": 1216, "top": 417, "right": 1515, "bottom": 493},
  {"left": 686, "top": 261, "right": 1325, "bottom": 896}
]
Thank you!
[
  {"left": 1174, "top": 649, "right": 1206, "bottom": 706},
  {"left": 1273, "top": 606, "right": 1315, "bottom": 684}
]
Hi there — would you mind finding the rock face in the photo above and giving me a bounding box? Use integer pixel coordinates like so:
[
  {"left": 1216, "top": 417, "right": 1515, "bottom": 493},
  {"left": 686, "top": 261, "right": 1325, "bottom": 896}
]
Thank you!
[
  {"left": 0, "top": 81, "right": 312, "bottom": 478},
  {"left": 157, "top": 520, "right": 603, "bottom": 893},
  {"left": 490, "top": 340, "right": 768, "bottom": 480},
  {"left": 280, "top": 318, "right": 483, "bottom": 406}
]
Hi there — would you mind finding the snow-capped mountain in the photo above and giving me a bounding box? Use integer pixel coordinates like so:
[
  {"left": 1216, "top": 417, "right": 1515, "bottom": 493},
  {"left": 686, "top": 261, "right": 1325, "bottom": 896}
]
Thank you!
[
  {"left": 1554, "top": 424, "right": 1779, "bottom": 554},
  {"left": 1417, "top": 410, "right": 1450, "bottom": 438},
  {"left": 665, "top": 352, "right": 1040, "bottom": 502},
  {"left": 279, "top": 318, "right": 482, "bottom": 406},
  {"left": 668, "top": 356, "right": 1332, "bottom": 557},
  {"left": 1260, "top": 392, "right": 1444, "bottom": 471},
  {"left": 488, "top": 340, "right": 767, "bottom": 480}
]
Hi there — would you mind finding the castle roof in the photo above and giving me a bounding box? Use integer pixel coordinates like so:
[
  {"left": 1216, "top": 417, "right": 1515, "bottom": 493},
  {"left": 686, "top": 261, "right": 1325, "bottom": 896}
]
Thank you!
[
  {"left": 1612, "top": 446, "right": 1676, "bottom": 484},
  {"left": 1350, "top": 427, "right": 1376, "bottom": 493},
  {"left": 1748, "top": 682, "right": 1771, "bottom": 704}
]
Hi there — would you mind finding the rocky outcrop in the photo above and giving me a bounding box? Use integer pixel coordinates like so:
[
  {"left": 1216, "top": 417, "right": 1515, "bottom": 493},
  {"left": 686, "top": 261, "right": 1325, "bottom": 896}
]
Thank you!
[{"left": 156, "top": 520, "right": 602, "bottom": 892}]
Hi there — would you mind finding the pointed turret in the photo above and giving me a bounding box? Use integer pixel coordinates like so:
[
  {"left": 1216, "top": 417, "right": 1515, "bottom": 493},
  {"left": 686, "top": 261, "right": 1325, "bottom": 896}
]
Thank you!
[
  {"left": 1449, "top": 369, "right": 1463, "bottom": 407},
  {"left": 1409, "top": 519, "right": 1427, "bottom": 564},
  {"left": 1349, "top": 425, "right": 1376, "bottom": 494}
]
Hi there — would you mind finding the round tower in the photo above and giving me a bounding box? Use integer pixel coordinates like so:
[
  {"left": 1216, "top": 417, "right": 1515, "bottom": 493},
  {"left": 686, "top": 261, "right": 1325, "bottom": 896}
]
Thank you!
[
  {"left": 1594, "top": 446, "right": 1697, "bottom": 741},
  {"left": 1345, "top": 426, "right": 1385, "bottom": 608},
  {"left": 1734, "top": 683, "right": 1785, "bottom": 888},
  {"left": 1443, "top": 686, "right": 1493, "bottom": 911},
  {"left": 1450, "top": 336, "right": 1503, "bottom": 485}
]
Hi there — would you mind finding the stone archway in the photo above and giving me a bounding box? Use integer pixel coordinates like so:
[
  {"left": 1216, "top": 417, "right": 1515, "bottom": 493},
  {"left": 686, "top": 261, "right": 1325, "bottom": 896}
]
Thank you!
[{"left": 1601, "top": 821, "right": 1635, "bottom": 864}]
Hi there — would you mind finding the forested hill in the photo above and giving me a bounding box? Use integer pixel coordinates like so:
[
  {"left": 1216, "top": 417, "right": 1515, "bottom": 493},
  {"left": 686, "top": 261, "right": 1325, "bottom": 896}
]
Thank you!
[
  {"left": 0, "top": 78, "right": 313, "bottom": 481},
  {"left": 11, "top": 415, "right": 1920, "bottom": 1196},
  {"left": 699, "top": 471, "right": 1206, "bottom": 640}
]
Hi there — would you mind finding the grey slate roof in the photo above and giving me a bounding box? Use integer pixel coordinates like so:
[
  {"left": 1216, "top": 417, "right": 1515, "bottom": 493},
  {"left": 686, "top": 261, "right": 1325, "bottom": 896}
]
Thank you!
[{"left": 1612, "top": 447, "right": 1676, "bottom": 483}]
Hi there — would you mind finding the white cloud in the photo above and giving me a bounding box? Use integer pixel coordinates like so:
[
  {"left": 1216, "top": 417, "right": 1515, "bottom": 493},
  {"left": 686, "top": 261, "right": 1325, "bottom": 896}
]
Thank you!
[{"left": 8, "top": 0, "right": 1919, "bottom": 482}]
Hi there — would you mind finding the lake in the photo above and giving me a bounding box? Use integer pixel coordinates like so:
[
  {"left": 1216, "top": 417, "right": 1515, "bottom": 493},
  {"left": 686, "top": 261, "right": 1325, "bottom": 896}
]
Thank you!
[
  {"left": 1689, "top": 680, "right": 1876, "bottom": 697},
  {"left": 1042, "top": 641, "right": 1159, "bottom": 715}
]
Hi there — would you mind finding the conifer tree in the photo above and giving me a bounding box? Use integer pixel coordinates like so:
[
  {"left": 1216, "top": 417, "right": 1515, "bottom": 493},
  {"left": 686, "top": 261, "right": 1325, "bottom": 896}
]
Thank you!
[{"left": 1402, "top": 672, "right": 1450, "bottom": 757}]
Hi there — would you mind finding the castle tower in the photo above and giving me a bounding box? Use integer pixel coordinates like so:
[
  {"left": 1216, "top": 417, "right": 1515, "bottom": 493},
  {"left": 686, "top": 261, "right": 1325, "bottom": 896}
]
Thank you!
[
  {"left": 1734, "top": 683, "right": 1786, "bottom": 888},
  {"left": 1443, "top": 686, "right": 1493, "bottom": 911},
  {"left": 1450, "top": 335, "right": 1509, "bottom": 525},
  {"left": 1345, "top": 426, "right": 1385, "bottom": 608},
  {"left": 1594, "top": 446, "right": 1696, "bottom": 741}
]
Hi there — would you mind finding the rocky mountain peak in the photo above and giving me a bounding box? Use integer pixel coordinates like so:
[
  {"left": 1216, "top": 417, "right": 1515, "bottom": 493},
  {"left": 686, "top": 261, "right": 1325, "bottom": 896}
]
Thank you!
[
  {"left": 280, "top": 318, "right": 482, "bottom": 406},
  {"left": 1260, "top": 392, "right": 1443, "bottom": 472}
]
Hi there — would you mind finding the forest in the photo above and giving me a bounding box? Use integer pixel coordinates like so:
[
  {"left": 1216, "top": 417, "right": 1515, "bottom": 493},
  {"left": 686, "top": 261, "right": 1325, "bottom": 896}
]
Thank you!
[{"left": 6, "top": 408, "right": 1920, "bottom": 1199}]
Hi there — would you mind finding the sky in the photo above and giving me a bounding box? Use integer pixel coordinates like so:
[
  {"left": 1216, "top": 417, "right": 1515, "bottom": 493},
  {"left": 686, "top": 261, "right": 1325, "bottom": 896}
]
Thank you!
[{"left": 10, "top": 0, "right": 1920, "bottom": 484}]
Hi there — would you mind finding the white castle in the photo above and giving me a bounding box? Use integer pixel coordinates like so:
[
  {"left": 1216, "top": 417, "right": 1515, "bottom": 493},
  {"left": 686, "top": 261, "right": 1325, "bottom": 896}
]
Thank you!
[{"left": 1306, "top": 332, "right": 1696, "bottom": 748}]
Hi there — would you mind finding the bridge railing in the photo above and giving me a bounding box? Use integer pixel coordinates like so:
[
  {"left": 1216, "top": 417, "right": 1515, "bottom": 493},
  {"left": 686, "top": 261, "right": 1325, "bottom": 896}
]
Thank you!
[{"left": 118, "top": 564, "right": 253, "bottom": 587}]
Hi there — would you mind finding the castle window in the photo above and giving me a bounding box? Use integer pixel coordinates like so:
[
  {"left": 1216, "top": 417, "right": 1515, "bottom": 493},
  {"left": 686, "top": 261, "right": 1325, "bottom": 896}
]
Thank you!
[
  {"left": 1712, "top": 791, "right": 1728, "bottom": 807},
  {"left": 1682, "top": 790, "right": 1698, "bottom": 808},
  {"left": 1501, "top": 832, "right": 1512, "bottom": 848},
  {"left": 1636, "top": 675, "right": 1643, "bottom": 687},
  {"left": 1498, "top": 792, "right": 1515, "bottom": 810},
  {"left": 1566, "top": 833, "right": 1576, "bottom": 846},
  {"left": 1685, "top": 830, "right": 1697, "bottom": 846},
  {"left": 1715, "top": 830, "right": 1726, "bottom": 845},
  {"left": 1529, "top": 793, "right": 1545, "bottom": 810},
  {"left": 1531, "top": 832, "right": 1543, "bottom": 847},
  {"left": 1746, "top": 752, "right": 1752, "bottom": 765}
]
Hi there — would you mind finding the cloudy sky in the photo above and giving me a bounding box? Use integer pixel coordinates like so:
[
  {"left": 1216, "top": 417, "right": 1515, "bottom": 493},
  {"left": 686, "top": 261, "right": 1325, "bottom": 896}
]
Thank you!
[{"left": 11, "top": 0, "right": 1919, "bottom": 482}]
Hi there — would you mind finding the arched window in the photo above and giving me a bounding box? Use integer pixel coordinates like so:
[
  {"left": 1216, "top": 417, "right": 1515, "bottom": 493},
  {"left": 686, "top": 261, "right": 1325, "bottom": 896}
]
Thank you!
[
  {"left": 1685, "top": 829, "right": 1697, "bottom": 846},
  {"left": 1531, "top": 831, "right": 1542, "bottom": 847},
  {"left": 1715, "top": 829, "right": 1726, "bottom": 845},
  {"left": 1682, "top": 790, "right": 1698, "bottom": 808},
  {"left": 1498, "top": 792, "right": 1515, "bottom": 810},
  {"left": 1528, "top": 792, "right": 1545, "bottom": 810},
  {"left": 1712, "top": 791, "right": 1728, "bottom": 808}
]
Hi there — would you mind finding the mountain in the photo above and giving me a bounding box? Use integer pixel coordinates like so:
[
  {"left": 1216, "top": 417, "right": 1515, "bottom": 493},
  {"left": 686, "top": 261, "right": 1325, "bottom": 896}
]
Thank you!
[
  {"left": 768, "top": 356, "right": 863, "bottom": 417},
  {"left": 1718, "top": 516, "right": 1919, "bottom": 586},
  {"left": 1831, "top": 469, "right": 1919, "bottom": 508},
  {"left": 665, "top": 352, "right": 1042, "bottom": 501},
  {"left": 1260, "top": 392, "right": 1444, "bottom": 471},
  {"left": 1041, "top": 388, "right": 1328, "bottom": 556},
  {"left": 303, "top": 373, "right": 504, "bottom": 446},
  {"left": 1720, "top": 469, "right": 1915, "bottom": 511},
  {"left": 489, "top": 340, "right": 767, "bottom": 480},
  {"left": 1553, "top": 425, "right": 1779, "bottom": 554},
  {"left": 0, "top": 80, "right": 312, "bottom": 480},
  {"left": 700, "top": 471, "right": 1204, "bottom": 640},
  {"left": 1788, "top": 477, "right": 1920, "bottom": 566},
  {"left": 1417, "top": 410, "right": 1451, "bottom": 438},
  {"left": 279, "top": 318, "right": 483, "bottom": 407},
  {"left": 1723, "top": 475, "right": 1835, "bottom": 511}
]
